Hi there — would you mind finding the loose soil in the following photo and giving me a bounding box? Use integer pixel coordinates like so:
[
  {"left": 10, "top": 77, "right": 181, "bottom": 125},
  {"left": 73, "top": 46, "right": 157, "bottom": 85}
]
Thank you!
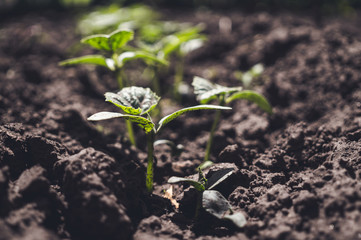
[{"left": 0, "top": 7, "right": 361, "bottom": 240}]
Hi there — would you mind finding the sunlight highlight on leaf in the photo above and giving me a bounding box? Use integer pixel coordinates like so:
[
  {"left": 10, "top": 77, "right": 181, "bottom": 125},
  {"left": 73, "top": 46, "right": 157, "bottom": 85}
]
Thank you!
[
  {"left": 226, "top": 90, "right": 272, "bottom": 114},
  {"left": 59, "top": 55, "right": 112, "bottom": 69},
  {"left": 105, "top": 87, "right": 160, "bottom": 115},
  {"left": 157, "top": 105, "right": 231, "bottom": 132}
]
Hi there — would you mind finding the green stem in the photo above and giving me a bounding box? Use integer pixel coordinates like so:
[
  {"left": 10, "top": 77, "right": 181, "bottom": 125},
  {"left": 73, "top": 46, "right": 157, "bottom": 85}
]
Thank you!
[
  {"left": 126, "top": 120, "right": 136, "bottom": 147},
  {"left": 146, "top": 131, "right": 155, "bottom": 193},
  {"left": 150, "top": 66, "right": 162, "bottom": 117},
  {"left": 116, "top": 68, "right": 128, "bottom": 90},
  {"left": 116, "top": 69, "right": 124, "bottom": 90},
  {"left": 174, "top": 57, "right": 184, "bottom": 101},
  {"left": 151, "top": 66, "right": 161, "bottom": 96},
  {"left": 204, "top": 97, "right": 225, "bottom": 162},
  {"left": 116, "top": 67, "right": 134, "bottom": 146}
]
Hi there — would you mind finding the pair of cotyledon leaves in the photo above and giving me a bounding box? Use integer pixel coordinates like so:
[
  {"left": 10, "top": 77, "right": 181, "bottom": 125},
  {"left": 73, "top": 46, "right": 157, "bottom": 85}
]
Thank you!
[
  {"left": 168, "top": 168, "right": 247, "bottom": 228},
  {"left": 59, "top": 29, "right": 167, "bottom": 70},
  {"left": 77, "top": 4, "right": 160, "bottom": 36},
  {"left": 192, "top": 76, "right": 272, "bottom": 114},
  {"left": 87, "top": 86, "right": 231, "bottom": 134},
  {"left": 139, "top": 24, "right": 205, "bottom": 58},
  {"left": 161, "top": 25, "right": 206, "bottom": 58}
]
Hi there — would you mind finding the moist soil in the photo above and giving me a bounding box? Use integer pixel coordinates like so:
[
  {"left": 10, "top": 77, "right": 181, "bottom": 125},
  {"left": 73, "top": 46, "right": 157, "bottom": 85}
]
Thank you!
[{"left": 0, "top": 8, "right": 361, "bottom": 240}]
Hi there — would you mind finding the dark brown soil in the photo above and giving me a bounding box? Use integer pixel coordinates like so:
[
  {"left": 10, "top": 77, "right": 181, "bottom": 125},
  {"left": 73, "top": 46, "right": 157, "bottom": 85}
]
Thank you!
[{"left": 1, "top": 8, "right": 361, "bottom": 240}]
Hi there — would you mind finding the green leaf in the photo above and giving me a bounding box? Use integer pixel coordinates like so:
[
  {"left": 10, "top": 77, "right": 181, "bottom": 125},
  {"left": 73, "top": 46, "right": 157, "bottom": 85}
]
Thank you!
[
  {"left": 87, "top": 111, "right": 124, "bottom": 121},
  {"left": 161, "top": 25, "right": 205, "bottom": 58},
  {"left": 241, "top": 72, "right": 253, "bottom": 88},
  {"left": 105, "top": 87, "right": 160, "bottom": 115},
  {"left": 105, "top": 92, "right": 141, "bottom": 115},
  {"left": 168, "top": 176, "right": 205, "bottom": 192},
  {"left": 206, "top": 168, "right": 233, "bottom": 190},
  {"left": 175, "top": 25, "right": 204, "bottom": 39},
  {"left": 202, "top": 190, "right": 231, "bottom": 219},
  {"left": 87, "top": 111, "right": 154, "bottom": 133},
  {"left": 81, "top": 29, "right": 134, "bottom": 51},
  {"left": 226, "top": 90, "right": 272, "bottom": 114},
  {"left": 250, "top": 63, "right": 264, "bottom": 77},
  {"left": 198, "top": 160, "right": 214, "bottom": 171},
  {"left": 234, "top": 64, "right": 264, "bottom": 88},
  {"left": 161, "top": 35, "right": 181, "bottom": 57},
  {"left": 59, "top": 55, "right": 115, "bottom": 70},
  {"left": 109, "top": 29, "right": 134, "bottom": 51},
  {"left": 77, "top": 4, "right": 160, "bottom": 36},
  {"left": 157, "top": 105, "right": 231, "bottom": 132},
  {"left": 81, "top": 34, "right": 111, "bottom": 51},
  {"left": 117, "top": 51, "right": 168, "bottom": 67},
  {"left": 223, "top": 212, "right": 247, "bottom": 228},
  {"left": 192, "top": 76, "right": 242, "bottom": 104}
]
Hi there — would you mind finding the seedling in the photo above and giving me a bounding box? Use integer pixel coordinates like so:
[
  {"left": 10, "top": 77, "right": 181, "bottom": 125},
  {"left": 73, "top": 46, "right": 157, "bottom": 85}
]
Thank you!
[
  {"left": 77, "top": 4, "right": 187, "bottom": 43},
  {"left": 138, "top": 21, "right": 194, "bottom": 44},
  {"left": 87, "top": 86, "right": 231, "bottom": 193},
  {"left": 192, "top": 76, "right": 272, "bottom": 167},
  {"left": 60, "top": 29, "right": 167, "bottom": 146},
  {"left": 136, "top": 24, "right": 204, "bottom": 97},
  {"left": 77, "top": 4, "right": 160, "bottom": 36},
  {"left": 234, "top": 63, "right": 264, "bottom": 89},
  {"left": 168, "top": 168, "right": 247, "bottom": 228},
  {"left": 139, "top": 25, "right": 206, "bottom": 100},
  {"left": 162, "top": 26, "right": 206, "bottom": 100},
  {"left": 59, "top": 29, "right": 167, "bottom": 90}
]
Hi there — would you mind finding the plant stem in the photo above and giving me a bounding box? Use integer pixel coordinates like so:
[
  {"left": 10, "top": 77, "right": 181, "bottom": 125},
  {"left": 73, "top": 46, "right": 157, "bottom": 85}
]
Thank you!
[
  {"left": 146, "top": 131, "right": 155, "bottom": 193},
  {"left": 151, "top": 66, "right": 161, "bottom": 96},
  {"left": 204, "top": 96, "right": 225, "bottom": 162},
  {"left": 126, "top": 120, "right": 136, "bottom": 147},
  {"left": 116, "top": 68, "right": 127, "bottom": 90},
  {"left": 174, "top": 57, "right": 184, "bottom": 101},
  {"left": 116, "top": 68, "right": 135, "bottom": 146},
  {"left": 150, "top": 66, "right": 162, "bottom": 117}
]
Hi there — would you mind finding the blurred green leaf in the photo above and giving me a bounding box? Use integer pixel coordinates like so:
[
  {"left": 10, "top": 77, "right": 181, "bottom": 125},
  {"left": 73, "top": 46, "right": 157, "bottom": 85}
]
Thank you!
[
  {"left": 117, "top": 51, "right": 168, "bottom": 67},
  {"left": 168, "top": 176, "right": 205, "bottom": 192},
  {"left": 226, "top": 90, "right": 272, "bottom": 114},
  {"left": 192, "top": 76, "right": 242, "bottom": 104},
  {"left": 59, "top": 55, "right": 115, "bottom": 70}
]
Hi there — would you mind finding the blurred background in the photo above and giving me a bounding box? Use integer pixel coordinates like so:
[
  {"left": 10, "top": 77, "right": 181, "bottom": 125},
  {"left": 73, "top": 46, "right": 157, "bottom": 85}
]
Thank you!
[{"left": 1, "top": 0, "right": 360, "bottom": 17}]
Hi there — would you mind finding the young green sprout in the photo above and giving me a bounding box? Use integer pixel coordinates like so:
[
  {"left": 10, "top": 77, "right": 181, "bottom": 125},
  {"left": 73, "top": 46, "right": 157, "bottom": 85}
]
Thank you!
[
  {"left": 192, "top": 76, "right": 272, "bottom": 167},
  {"left": 59, "top": 29, "right": 167, "bottom": 89},
  {"left": 59, "top": 29, "right": 167, "bottom": 146},
  {"left": 87, "top": 86, "right": 231, "bottom": 193},
  {"left": 77, "top": 4, "right": 186, "bottom": 44},
  {"left": 77, "top": 4, "right": 160, "bottom": 36},
  {"left": 234, "top": 63, "right": 264, "bottom": 89},
  {"left": 168, "top": 168, "right": 246, "bottom": 228},
  {"left": 154, "top": 25, "right": 206, "bottom": 100},
  {"left": 136, "top": 23, "right": 207, "bottom": 97}
]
